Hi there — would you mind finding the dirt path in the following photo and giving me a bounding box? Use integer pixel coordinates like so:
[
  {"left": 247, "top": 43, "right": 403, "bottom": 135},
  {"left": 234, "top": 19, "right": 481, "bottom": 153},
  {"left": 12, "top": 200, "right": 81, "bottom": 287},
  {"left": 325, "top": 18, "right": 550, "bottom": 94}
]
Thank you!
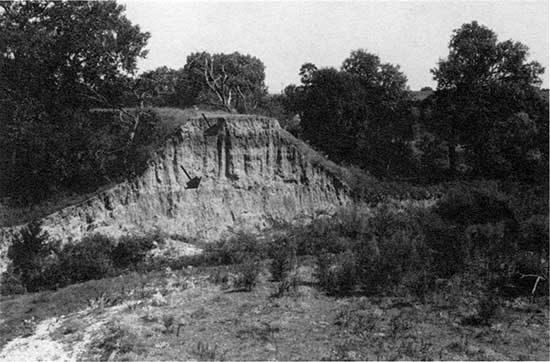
[{"left": 0, "top": 317, "right": 73, "bottom": 362}]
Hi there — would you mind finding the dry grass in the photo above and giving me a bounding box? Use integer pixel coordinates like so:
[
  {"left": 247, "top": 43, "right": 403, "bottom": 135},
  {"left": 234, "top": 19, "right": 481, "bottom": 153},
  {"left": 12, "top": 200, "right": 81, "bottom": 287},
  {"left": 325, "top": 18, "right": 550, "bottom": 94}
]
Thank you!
[{"left": 1, "top": 260, "right": 548, "bottom": 361}]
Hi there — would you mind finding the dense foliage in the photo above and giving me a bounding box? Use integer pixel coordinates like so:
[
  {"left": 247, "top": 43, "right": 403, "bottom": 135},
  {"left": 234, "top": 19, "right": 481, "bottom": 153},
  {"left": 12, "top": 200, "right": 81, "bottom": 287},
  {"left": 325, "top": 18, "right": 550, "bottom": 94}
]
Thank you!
[
  {"left": 423, "top": 21, "right": 547, "bottom": 181},
  {"left": 2, "top": 180, "right": 547, "bottom": 303},
  {"left": 280, "top": 23, "right": 547, "bottom": 184},
  {"left": 268, "top": 182, "right": 548, "bottom": 300},
  {"left": 129, "top": 52, "right": 268, "bottom": 114},
  {"left": 284, "top": 50, "right": 415, "bottom": 178},
  {"left": 1, "top": 228, "right": 162, "bottom": 294},
  {"left": 182, "top": 52, "right": 267, "bottom": 113},
  {"left": 0, "top": 1, "right": 152, "bottom": 203}
]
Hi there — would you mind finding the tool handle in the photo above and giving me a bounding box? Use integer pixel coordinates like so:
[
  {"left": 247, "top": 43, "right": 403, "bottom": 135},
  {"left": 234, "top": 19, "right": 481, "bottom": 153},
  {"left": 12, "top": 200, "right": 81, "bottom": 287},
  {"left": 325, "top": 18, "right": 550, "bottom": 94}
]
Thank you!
[
  {"left": 201, "top": 113, "right": 212, "bottom": 128},
  {"left": 180, "top": 165, "right": 192, "bottom": 180}
]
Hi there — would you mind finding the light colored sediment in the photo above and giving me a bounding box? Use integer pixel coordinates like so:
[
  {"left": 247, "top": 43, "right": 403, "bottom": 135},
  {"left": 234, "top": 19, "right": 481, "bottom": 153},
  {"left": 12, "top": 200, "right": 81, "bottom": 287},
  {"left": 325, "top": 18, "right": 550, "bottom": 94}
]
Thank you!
[{"left": 0, "top": 115, "right": 350, "bottom": 259}]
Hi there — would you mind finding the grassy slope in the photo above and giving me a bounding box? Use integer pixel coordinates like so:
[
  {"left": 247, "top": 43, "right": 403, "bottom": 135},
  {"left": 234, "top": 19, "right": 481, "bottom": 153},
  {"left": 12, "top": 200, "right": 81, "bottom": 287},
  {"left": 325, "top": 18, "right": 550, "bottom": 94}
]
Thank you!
[{"left": 1, "top": 260, "right": 548, "bottom": 361}]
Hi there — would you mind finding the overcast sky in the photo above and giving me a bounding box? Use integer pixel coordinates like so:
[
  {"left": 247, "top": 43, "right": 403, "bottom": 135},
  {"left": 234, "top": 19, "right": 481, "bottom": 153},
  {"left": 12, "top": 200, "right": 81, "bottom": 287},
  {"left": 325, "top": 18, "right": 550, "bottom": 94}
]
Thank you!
[{"left": 122, "top": 0, "right": 549, "bottom": 93}]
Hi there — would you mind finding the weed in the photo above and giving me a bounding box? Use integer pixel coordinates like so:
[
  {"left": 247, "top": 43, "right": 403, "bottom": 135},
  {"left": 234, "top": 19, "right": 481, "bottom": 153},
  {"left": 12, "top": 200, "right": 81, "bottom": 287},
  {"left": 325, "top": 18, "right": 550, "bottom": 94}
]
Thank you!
[
  {"left": 389, "top": 309, "right": 415, "bottom": 337},
  {"left": 334, "top": 301, "right": 379, "bottom": 338},
  {"left": 208, "top": 268, "right": 233, "bottom": 289},
  {"left": 234, "top": 258, "right": 261, "bottom": 291},
  {"left": 462, "top": 292, "right": 499, "bottom": 326},
  {"left": 162, "top": 313, "right": 176, "bottom": 333},
  {"left": 141, "top": 307, "right": 159, "bottom": 323},
  {"left": 87, "top": 291, "right": 122, "bottom": 310},
  {"left": 191, "top": 341, "right": 226, "bottom": 361},
  {"left": 51, "top": 318, "right": 86, "bottom": 340},
  {"left": 236, "top": 321, "right": 280, "bottom": 342},
  {"left": 393, "top": 338, "right": 434, "bottom": 360},
  {"left": 88, "top": 322, "right": 146, "bottom": 361},
  {"left": 190, "top": 306, "right": 209, "bottom": 320},
  {"left": 272, "top": 273, "right": 299, "bottom": 298}
]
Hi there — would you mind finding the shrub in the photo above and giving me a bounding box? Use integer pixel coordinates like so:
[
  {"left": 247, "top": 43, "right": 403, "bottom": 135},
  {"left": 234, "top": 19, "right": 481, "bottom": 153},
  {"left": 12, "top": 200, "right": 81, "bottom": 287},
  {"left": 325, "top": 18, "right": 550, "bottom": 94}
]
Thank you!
[
  {"left": 234, "top": 258, "right": 261, "bottom": 291},
  {"left": 88, "top": 321, "right": 146, "bottom": 360},
  {"left": 293, "top": 210, "right": 361, "bottom": 256},
  {"left": 162, "top": 313, "right": 176, "bottom": 334},
  {"left": 316, "top": 250, "right": 358, "bottom": 296},
  {"left": 0, "top": 265, "right": 26, "bottom": 295},
  {"left": 461, "top": 292, "right": 499, "bottom": 326},
  {"left": 315, "top": 252, "right": 333, "bottom": 293},
  {"left": 112, "top": 234, "right": 157, "bottom": 269},
  {"left": 434, "top": 183, "right": 514, "bottom": 226},
  {"left": 268, "top": 236, "right": 297, "bottom": 282},
  {"left": 58, "top": 234, "right": 116, "bottom": 284},
  {"left": 356, "top": 227, "right": 430, "bottom": 295},
  {"left": 420, "top": 216, "right": 466, "bottom": 278},
  {"left": 272, "top": 273, "right": 299, "bottom": 298},
  {"left": 518, "top": 215, "right": 549, "bottom": 253},
  {"left": 204, "top": 231, "right": 265, "bottom": 265}
]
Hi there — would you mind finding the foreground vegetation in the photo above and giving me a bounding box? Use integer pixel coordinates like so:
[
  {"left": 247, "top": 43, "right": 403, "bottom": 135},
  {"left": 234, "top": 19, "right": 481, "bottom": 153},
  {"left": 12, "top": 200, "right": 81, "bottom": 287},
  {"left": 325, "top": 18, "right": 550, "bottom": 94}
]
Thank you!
[
  {"left": 1, "top": 180, "right": 548, "bottom": 359},
  {"left": 1, "top": 264, "right": 548, "bottom": 361}
]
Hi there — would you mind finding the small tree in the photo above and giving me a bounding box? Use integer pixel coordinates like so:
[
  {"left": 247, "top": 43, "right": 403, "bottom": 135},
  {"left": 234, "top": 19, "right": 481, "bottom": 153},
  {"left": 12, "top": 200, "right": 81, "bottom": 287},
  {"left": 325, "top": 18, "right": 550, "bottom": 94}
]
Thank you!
[{"left": 6, "top": 221, "right": 57, "bottom": 292}]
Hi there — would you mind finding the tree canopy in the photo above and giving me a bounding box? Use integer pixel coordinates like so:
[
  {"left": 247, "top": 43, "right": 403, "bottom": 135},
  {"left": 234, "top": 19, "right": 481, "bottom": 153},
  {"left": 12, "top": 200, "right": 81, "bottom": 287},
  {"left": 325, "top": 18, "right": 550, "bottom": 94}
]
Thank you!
[
  {"left": 133, "top": 66, "right": 181, "bottom": 107},
  {"left": 287, "top": 49, "right": 414, "bottom": 177},
  {"left": 0, "top": 0, "right": 151, "bottom": 203},
  {"left": 427, "top": 21, "right": 547, "bottom": 180},
  {"left": 182, "top": 51, "right": 267, "bottom": 113},
  {"left": 0, "top": 0, "right": 149, "bottom": 109}
]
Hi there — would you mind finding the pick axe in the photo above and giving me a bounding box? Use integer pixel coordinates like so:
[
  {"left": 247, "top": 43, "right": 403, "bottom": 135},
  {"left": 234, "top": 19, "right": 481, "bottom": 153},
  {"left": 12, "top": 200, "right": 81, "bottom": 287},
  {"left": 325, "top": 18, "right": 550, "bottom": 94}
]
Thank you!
[{"left": 180, "top": 165, "right": 201, "bottom": 189}]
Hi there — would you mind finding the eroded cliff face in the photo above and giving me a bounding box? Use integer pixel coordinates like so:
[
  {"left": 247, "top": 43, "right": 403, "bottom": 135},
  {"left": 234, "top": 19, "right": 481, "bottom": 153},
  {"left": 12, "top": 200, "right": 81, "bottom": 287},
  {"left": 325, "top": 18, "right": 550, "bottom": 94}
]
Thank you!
[{"left": 0, "top": 115, "right": 351, "bottom": 247}]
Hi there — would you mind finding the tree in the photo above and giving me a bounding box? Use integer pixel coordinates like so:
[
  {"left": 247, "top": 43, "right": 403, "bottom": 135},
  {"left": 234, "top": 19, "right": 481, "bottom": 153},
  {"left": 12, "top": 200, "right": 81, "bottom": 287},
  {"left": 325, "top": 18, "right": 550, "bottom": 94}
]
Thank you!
[
  {"left": 134, "top": 66, "right": 182, "bottom": 107},
  {"left": 6, "top": 220, "right": 58, "bottom": 292},
  {"left": 291, "top": 50, "right": 414, "bottom": 177},
  {"left": 182, "top": 51, "right": 267, "bottom": 113},
  {"left": 0, "top": 1, "right": 150, "bottom": 202},
  {"left": 300, "top": 68, "right": 368, "bottom": 163},
  {"left": 341, "top": 50, "right": 413, "bottom": 176},
  {"left": 429, "top": 21, "right": 546, "bottom": 178},
  {"left": 0, "top": 1, "right": 149, "bottom": 109}
]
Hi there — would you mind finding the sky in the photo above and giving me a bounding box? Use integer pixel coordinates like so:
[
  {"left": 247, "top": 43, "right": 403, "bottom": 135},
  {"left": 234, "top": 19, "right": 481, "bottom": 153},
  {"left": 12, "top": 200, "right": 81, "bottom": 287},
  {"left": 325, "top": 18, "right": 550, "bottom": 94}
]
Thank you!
[{"left": 121, "top": 0, "right": 549, "bottom": 93}]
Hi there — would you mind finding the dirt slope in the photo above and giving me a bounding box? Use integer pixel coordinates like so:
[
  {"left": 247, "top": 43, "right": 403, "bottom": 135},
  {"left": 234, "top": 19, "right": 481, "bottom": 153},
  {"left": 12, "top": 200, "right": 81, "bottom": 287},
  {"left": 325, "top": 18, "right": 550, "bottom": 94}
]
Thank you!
[{"left": 0, "top": 112, "right": 350, "bottom": 249}]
